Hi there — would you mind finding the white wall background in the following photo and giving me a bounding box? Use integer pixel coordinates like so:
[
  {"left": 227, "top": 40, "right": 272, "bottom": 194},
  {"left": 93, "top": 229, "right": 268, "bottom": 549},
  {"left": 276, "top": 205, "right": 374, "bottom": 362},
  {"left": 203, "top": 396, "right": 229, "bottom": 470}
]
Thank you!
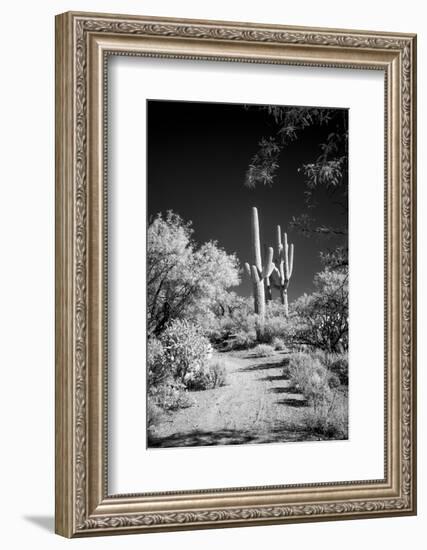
[{"left": 0, "top": 1, "right": 424, "bottom": 548}]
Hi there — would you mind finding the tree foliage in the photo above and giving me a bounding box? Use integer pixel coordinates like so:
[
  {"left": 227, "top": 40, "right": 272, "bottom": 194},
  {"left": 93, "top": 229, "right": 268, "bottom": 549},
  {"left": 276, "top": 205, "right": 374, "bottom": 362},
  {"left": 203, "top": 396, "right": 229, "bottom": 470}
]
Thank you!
[
  {"left": 147, "top": 211, "right": 240, "bottom": 337},
  {"left": 292, "top": 268, "right": 349, "bottom": 352},
  {"left": 244, "top": 105, "right": 348, "bottom": 239},
  {"left": 319, "top": 246, "right": 348, "bottom": 271}
]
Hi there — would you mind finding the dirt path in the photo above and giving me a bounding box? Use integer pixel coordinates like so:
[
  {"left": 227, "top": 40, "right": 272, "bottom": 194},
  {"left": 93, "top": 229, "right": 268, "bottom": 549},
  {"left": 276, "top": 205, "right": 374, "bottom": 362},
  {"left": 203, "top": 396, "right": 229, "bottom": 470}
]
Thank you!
[{"left": 149, "top": 350, "right": 322, "bottom": 448}]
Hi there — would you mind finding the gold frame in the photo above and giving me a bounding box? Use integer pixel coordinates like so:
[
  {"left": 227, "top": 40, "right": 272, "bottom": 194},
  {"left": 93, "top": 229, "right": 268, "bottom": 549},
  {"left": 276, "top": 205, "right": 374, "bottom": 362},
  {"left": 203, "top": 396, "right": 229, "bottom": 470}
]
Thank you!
[{"left": 55, "top": 11, "right": 417, "bottom": 538}]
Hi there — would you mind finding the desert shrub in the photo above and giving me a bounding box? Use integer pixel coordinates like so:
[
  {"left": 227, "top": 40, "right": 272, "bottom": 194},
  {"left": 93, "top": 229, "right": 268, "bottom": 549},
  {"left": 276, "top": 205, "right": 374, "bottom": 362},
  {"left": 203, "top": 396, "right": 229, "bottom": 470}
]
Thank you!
[
  {"left": 328, "top": 373, "right": 341, "bottom": 389},
  {"left": 304, "top": 350, "right": 348, "bottom": 384},
  {"left": 287, "top": 352, "right": 348, "bottom": 438},
  {"left": 309, "top": 349, "right": 337, "bottom": 368},
  {"left": 329, "top": 356, "right": 349, "bottom": 386},
  {"left": 147, "top": 337, "right": 168, "bottom": 386},
  {"left": 161, "top": 319, "right": 213, "bottom": 387},
  {"left": 197, "top": 294, "right": 254, "bottom": 343},
  {"left": 148, "top": 380, "right": 193, "bottom": 411},
  {"left": 272, "top": 336, "right": 287, "bottom": 351},
  {"left": 205, "top": 318, "right": 229, "bottom": 345},
  {"left": 292, "top": 269, "right": 348, "bottom": 352},
  {"left": 302, "top": 391, "right": 348, "bottom": 439},
  {"left": 263, "top": 316, "right": 288, "bottom": 342},
  {"left": 235, "top": 313, "right": 262, "bottom": 337},
  {"left": 229, "top": 330, "right": 257, "bottom": 350},
  {"left": 208, "top": 360, "right": 227, "bottom": 388},
  {"left": 253, "top": 343, "right": 276, "bottom": 357},
  {"left": 211, "top": 302, "right": 296, "bottom": 348},
  {"left": 146, "top": 400, "right": 164, "bottom": 432},
  {"left": 186, "top": 359, "right": 227, "bottom": 391},
  {"left": 288, "top": 353, "right": 332, "bottom": 407},
  {"left": 200, "top": 307, "right": 259, "bottom": 349},
  {"left": 281, "top": 358, "right": 292, "bottom": 378},
  {"left": 256, "top": 314, "right": 293, "bottom": 345}
]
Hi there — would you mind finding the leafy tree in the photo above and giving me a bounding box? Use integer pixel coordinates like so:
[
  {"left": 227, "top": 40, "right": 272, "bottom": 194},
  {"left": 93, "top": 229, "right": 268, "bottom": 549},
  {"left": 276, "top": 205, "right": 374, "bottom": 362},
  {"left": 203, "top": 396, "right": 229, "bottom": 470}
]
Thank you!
[
  {"left": 244, "top": 105, "right": 348, "bottom": 242},
  {"left": 319, "top": 246, "right": 348, "bottom": 272},
  {"left": 292, "top": 268, "right": 348, "bottom": 352},
  {"left": 147, "top": 211, "right": 240, "bottom": 336}
]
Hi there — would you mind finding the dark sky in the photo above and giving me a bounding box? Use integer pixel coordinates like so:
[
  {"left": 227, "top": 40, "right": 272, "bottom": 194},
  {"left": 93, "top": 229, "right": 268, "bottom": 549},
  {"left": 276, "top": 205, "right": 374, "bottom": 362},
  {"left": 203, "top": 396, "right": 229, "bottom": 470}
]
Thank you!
[{"left": 147, "top": 100, "right": 347, "bottom": 301}]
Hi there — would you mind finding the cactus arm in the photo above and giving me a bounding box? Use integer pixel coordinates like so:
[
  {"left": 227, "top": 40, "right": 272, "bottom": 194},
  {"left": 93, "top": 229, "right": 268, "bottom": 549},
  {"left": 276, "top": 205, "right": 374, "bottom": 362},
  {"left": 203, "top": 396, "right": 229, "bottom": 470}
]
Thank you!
[
  {"left": 279, "top": 262, "right": 285, "bottom": 284},
  {"left": 250, "top": 265, "right": 260, "bottom": 284},
  {"left": 251, "top": 207, "right": 262, "bottom": 272},
  {"left": 250, "top": 265, "right": 265, "bottom": 318},
  {"left": 244, "top": 262, "right": 251, "bottom": 278},
  {"left": 264, "top": 276, "right": 273, "bottom": 301},
  {"left": 262, "top": 247, "right": 274, "bottom": 278},
  {"left": 276, "top": 224, "right": 282, "bottom": 256},
  {"left": 271, "top": 264, "right": 281, "bottom": 280},
  {"left": 289, "top": 243, "right": 294, "bottom": 278},
  {"left": 270, "top": 265, "right": 282, "bottom": 289},
  {"left": 283, "top": 232, "right": 289, "bottom": 280}
]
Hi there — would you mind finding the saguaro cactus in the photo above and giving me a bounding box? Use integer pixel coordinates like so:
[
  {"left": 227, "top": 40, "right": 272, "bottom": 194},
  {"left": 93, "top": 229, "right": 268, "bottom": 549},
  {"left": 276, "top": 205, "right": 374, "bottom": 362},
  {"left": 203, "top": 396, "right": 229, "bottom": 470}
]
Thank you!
[
  {"left": 263, "top": 244, "right": 273, "bottom": 302},
  {"left": 273, "top": 225, "right": 294, "bottom": 316},
  {"left": 244, "top": 207, "right": 274, "bottom": 320}
]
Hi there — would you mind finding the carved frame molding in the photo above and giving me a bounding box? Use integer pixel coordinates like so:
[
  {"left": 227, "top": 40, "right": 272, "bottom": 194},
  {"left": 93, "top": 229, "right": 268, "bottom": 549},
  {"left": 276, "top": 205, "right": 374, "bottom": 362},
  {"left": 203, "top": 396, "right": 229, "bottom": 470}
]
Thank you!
[{"left": 55, "top": 12, "right": 416, "bottom": 537}]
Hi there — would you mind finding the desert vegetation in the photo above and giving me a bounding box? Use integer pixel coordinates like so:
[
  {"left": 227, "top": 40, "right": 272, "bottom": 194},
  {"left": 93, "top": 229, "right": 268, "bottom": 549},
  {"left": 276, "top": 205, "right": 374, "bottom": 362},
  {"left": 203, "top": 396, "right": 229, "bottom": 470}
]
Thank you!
[
  {"left": 147, "top": 101, "right": 348, "bottom": 447},
  {"left": 147, "top": 207, "right": 348, "bottom": 446}
]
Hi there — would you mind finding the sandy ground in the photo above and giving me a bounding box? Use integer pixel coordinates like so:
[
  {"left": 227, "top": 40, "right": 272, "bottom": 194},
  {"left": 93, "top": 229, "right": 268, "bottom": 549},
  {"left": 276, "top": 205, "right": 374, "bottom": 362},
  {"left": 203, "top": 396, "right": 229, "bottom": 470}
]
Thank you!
[{"left": 148, "top": 350, "right": 325, "bottom": 448}]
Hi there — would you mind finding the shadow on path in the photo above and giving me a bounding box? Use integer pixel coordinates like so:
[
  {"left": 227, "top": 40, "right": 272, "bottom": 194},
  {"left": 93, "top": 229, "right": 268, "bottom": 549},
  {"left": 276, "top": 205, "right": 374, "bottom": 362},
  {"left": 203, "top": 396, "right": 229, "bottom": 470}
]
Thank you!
[
  {"left": 276, "top": 397, "right": 308, "bottom": 408},
  {"left": 268, "top": 386, "right": 300, "bottom": 395},
  {"left": 148, "top": 426, "right": 315, "bottom": 448},
  {"left": 260, "top": 373, "right": 289, "bottom": 382},
  {"left": 239, "top": 360, "right": 288, "bottom": 372}
]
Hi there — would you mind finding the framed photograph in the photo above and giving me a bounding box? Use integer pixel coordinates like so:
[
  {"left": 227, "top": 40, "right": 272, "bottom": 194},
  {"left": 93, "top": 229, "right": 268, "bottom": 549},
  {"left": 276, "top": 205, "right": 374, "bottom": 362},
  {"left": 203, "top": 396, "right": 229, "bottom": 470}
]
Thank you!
[{"left": 55, "top": 11, "right": 417, "bottom": 537}]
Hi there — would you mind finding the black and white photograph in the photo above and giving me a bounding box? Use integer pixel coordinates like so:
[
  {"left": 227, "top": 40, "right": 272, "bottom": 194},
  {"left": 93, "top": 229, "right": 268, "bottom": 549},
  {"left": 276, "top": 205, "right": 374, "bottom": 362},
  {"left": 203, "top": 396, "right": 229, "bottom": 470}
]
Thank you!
[
  {"left": 0, "top": 0, "right": 419, "bottom": 545},
  {"left": 146, "top": 99, "right": 349, "bottom": 448}
]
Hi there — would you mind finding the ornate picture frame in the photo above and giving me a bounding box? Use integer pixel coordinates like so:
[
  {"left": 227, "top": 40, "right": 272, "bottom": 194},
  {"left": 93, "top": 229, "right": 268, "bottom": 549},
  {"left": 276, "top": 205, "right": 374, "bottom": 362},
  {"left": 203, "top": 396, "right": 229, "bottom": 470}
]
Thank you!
[{"left": 55, "top": 11, "right": 417, "bottom": 537}]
